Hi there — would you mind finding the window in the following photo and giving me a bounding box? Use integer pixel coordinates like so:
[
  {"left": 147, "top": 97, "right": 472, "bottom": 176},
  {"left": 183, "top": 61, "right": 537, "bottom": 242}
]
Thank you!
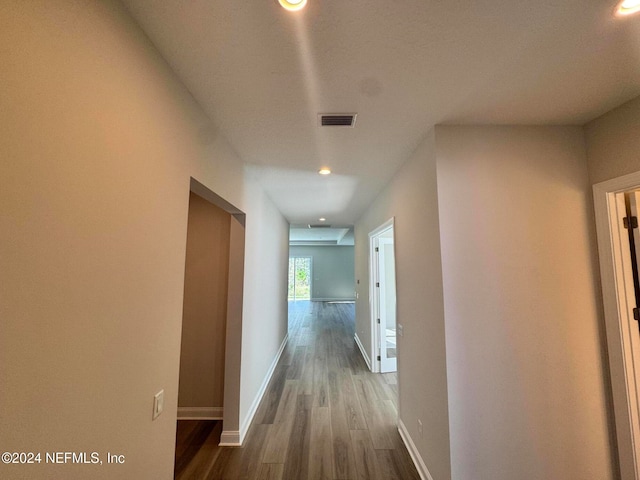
[{"left": 288, "top": 256, "right": 311, "bottom": 301}]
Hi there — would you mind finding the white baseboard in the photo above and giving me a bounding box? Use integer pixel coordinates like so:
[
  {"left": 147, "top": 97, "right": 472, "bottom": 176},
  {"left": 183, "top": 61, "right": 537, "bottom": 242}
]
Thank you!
[
  {"left": 177, "top": 406, "right": 223, "bottom": 420},
  {"left": 398, "top": 418, "right": 434, "bottom": 480},
  {"left": 219, "top": 430, "right": 241, "bottom": 447},
  {"left": 354, "top": 333, "right": 372, "bottom": 371},
  {"left": 228, "top": 333, "right": 289, "bottom": 446}
]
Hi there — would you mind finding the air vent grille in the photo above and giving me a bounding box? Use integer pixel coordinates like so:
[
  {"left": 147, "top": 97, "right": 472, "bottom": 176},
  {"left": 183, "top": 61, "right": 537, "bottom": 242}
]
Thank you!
[
  {"left": 308, "top": 224, "right": 332, "bottom": 228},
  {"left": 318, "top": 113, "right": 357, "bottom": 127}
]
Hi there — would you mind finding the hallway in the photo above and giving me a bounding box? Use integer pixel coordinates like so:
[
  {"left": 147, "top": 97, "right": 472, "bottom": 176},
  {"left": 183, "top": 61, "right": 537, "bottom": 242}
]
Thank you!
[{"left": 174, "top": 301, "right": 419, "bottom": 479}]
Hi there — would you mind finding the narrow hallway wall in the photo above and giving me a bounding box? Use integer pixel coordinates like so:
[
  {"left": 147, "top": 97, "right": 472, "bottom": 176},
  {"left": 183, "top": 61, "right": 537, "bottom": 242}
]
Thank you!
[
  {"left": 354, "top": 129, "right": 451, "bottom": 480},
  {"left": 436, "top": 126, "right": 613, "bottom": 480}
]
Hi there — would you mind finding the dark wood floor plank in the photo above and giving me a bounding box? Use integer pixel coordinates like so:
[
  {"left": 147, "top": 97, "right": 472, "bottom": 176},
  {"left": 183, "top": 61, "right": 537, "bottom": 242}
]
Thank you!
[
  {"left": 262, "top": 380, "right": 299, "bottom": 463},
  {"left": 286, "top": 345, "right": 307, "bottom": 380},
  {"left": 375, "top": 449, "right": 406, "bottom": 480},
  {"left": 256, "top": 364, "right": 288, "bottom": 425},
  {"left": 206, "top": 446, "right": 242, "bottom": 480},
  {"left": 175, "top": 421, "right": 223, "bottom": 480},
  {"left": 329, "top": 396, "right": 357, "bottom": 479},
  {"left": 350, "top": 429, "right": 381, "bottom": 480},
  {"left": 255, "top": 463, "right": 284, "bottom": 480},
  {"left": 308, "top": 406, "right": 333, "bottom": 480},
  {"left": 386, "top": 445, "right": 422, "bottom": 480},
  {"left": 300, "top": 346, "right": 315, "bottom": 395},
  {"left": 340, "top": 368, "right": 368, "bottom": 431},
  {"left": 353, "top": 375, "right": 396, "bottom": 450},
  {"left": 174, "top": 420, "right": 213, "bottom": 474},
  {"left": 282, "top": 394, "right": 311, "bottom": 480},
  {"left": 239, "top": 423, "right": 269, "bottom": 480}
]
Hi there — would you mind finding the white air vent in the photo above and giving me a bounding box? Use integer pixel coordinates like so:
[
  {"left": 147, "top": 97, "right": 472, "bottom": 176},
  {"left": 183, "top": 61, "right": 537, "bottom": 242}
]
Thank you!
[
  {"left": 308, "top": 224, "right": 332, "bottom": 228},
  {"left": 318, "top": 113, "right": 357, "bottom": 127}
]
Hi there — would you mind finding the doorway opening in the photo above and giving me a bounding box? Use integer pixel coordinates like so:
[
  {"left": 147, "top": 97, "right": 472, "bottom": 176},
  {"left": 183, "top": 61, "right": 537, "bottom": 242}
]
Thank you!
[
  {"left": 288, "top": 256, "right": 312, "bottom": 301},
  {"left": 369, "top": 218, "right": 398, "bottom": 374},
  {"left": 174, "top": 178, "right": 246, "bottom": 471},
  {"left": 594, "top": 171, "right": 640, "bottom": 480}
]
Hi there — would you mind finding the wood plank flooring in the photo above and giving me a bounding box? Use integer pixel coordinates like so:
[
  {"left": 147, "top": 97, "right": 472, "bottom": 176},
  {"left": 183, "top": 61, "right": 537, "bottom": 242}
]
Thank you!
[{"left": 174, "top": 301, "right": 418, "bottom": 480}]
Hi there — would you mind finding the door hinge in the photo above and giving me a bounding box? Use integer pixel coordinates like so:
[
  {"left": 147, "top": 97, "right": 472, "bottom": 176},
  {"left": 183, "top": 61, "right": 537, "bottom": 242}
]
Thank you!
[
  {"left": 375, "top": 247, "right": 379, "bottom": 252},
  {"left": 376, "top": 282, "right": 380, "bottom": 287},
  {"left": 624, "top": 216, "right": 638, "bottom": 229},
  {"left": 377, "top": 318, "right": 380, "bottom": 324},
  {"left": 634, "top": 308, "right": 640, "bottom": 321},
  {"left": 377, "top": 355, "right": 381, "bottom": 361}
]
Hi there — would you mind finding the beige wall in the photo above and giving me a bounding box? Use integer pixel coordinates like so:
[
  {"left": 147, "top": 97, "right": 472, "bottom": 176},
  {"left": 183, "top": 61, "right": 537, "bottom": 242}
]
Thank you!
[
  {"left": 178, "top": 192, "right": 230, "bottom": 409},
  {"left": 586, "top": 95, "right": 640, "bottom": 185},
  {"left": 354, "top": 129, "right": 452, "bottom": 480},
  {"left": 436, "top": 126, "right": 614, "bottom": 480},
  {"left": 0, "top": 2, "right": 288, "bottom": 479}
]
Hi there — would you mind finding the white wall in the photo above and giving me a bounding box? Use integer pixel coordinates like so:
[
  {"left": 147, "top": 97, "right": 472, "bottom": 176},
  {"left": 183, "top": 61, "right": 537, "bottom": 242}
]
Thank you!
[
  {"left": 436, "top": 126, "right": 614, "bottom": 480},
  {"left": 354, "top": 129, "right": 452, "bottom": 480},
  {"left": 239, "top": 175, "right": 289, "bottom": 438},
  {"left": 0, "top": 2, "right": 288, "bottom": 479},
  {"left": 289, "top": 245, "right": 355, "bottom": 301}
]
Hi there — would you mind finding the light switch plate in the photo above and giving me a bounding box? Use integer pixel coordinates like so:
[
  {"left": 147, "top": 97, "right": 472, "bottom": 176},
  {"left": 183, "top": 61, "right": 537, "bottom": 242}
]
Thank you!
[
  {"left": 153, "top": 390, "right": 164, "bottom": 420},
  {"left": 397, "top": 324, "right": 404, "bottom": 337}
]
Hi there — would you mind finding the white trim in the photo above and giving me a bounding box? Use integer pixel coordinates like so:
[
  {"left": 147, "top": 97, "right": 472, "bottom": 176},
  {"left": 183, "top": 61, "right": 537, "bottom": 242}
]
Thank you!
[
  {"left": 219, "top": 430, "right": 240, "bottom": 446},
  {"left": 354, "top": 333, "right": 372, "bottom": 371},
  {"left": 398, "top": 418, "right": 434, "bottom": 480},
  {"left": 377, "top": 237, "right": 397, "bottom": 373},
  {"left": 226, "top": 333, "right": 289, "bottom": 446},
  {"left": 369, "top": 217, "right": 395, "bottom": 237},
  {"left": 177, "top": 407, "right": 223, "bottom": 420},
  {"left": 368, "top": 217, "right": 396, "bottom": 374},
  {"left": 593, "top": 170, "right": 640, "bottom": 480},
  {"left": 311, "top": 297, "right": 356, "bottom": 302}
]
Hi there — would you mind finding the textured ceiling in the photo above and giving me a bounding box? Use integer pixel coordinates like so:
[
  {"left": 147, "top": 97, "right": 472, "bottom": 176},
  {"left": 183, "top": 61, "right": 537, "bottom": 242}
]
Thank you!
[{"left": 121, "top": 0, "right": 640, "bottom": 229}]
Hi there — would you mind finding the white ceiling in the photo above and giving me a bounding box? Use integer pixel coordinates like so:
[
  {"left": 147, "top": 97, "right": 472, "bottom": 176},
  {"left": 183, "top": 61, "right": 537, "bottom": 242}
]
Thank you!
[{"left": 122, "top": 0, "right": 640, "bottom": 232}]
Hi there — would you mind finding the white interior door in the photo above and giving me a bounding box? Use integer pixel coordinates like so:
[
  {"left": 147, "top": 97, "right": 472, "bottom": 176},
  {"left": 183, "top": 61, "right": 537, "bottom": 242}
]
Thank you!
[{"left": 378, "top": 237, "right": 397, "bottom": 373}]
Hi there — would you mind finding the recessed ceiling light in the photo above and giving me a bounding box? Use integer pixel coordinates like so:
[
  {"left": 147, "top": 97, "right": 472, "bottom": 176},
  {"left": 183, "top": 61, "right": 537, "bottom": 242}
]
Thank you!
[
  {"left": 318, "top": 168, "right": 331, "bottom": 175},
  {"left": 319, "top": 218, "right": 326, "bottom": 222},
  {"left": 617, "top": 0, "right": 640, "bottom": 15},
  {"left": 278, "top": 0, "right": 307, "bottom": 11}
]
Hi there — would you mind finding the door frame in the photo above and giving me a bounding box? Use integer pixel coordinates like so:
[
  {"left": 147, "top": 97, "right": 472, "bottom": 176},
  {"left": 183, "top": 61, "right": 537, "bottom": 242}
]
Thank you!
[
  {"left": 594, "top": 171, "right": 640, "bottom": 480},
  {"left": 368, "top": 217, "right": 396, "bottom": 373},
  {"left": 188, "top": 178, "right": 246, "bottom": 447},
  {"left": 378, "top": 236, "right": 397, "bottom": 373}
]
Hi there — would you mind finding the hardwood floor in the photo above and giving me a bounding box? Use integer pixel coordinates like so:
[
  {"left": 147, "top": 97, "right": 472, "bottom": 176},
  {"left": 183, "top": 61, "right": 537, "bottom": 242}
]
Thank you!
[{"left": 174, "top": 301, "right": 419, "bottom": 480}]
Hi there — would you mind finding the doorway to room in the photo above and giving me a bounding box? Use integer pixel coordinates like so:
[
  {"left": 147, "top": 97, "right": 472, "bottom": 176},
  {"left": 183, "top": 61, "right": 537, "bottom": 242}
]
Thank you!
[
  {"left": 369, "top": 218, "right": 398, "bottom": 374},
  {"left": 178, "top": 191, "right": 229, "bottom": 421},
  {"left": 174, "top": 178, "right": 246, "bottom": 478}
]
